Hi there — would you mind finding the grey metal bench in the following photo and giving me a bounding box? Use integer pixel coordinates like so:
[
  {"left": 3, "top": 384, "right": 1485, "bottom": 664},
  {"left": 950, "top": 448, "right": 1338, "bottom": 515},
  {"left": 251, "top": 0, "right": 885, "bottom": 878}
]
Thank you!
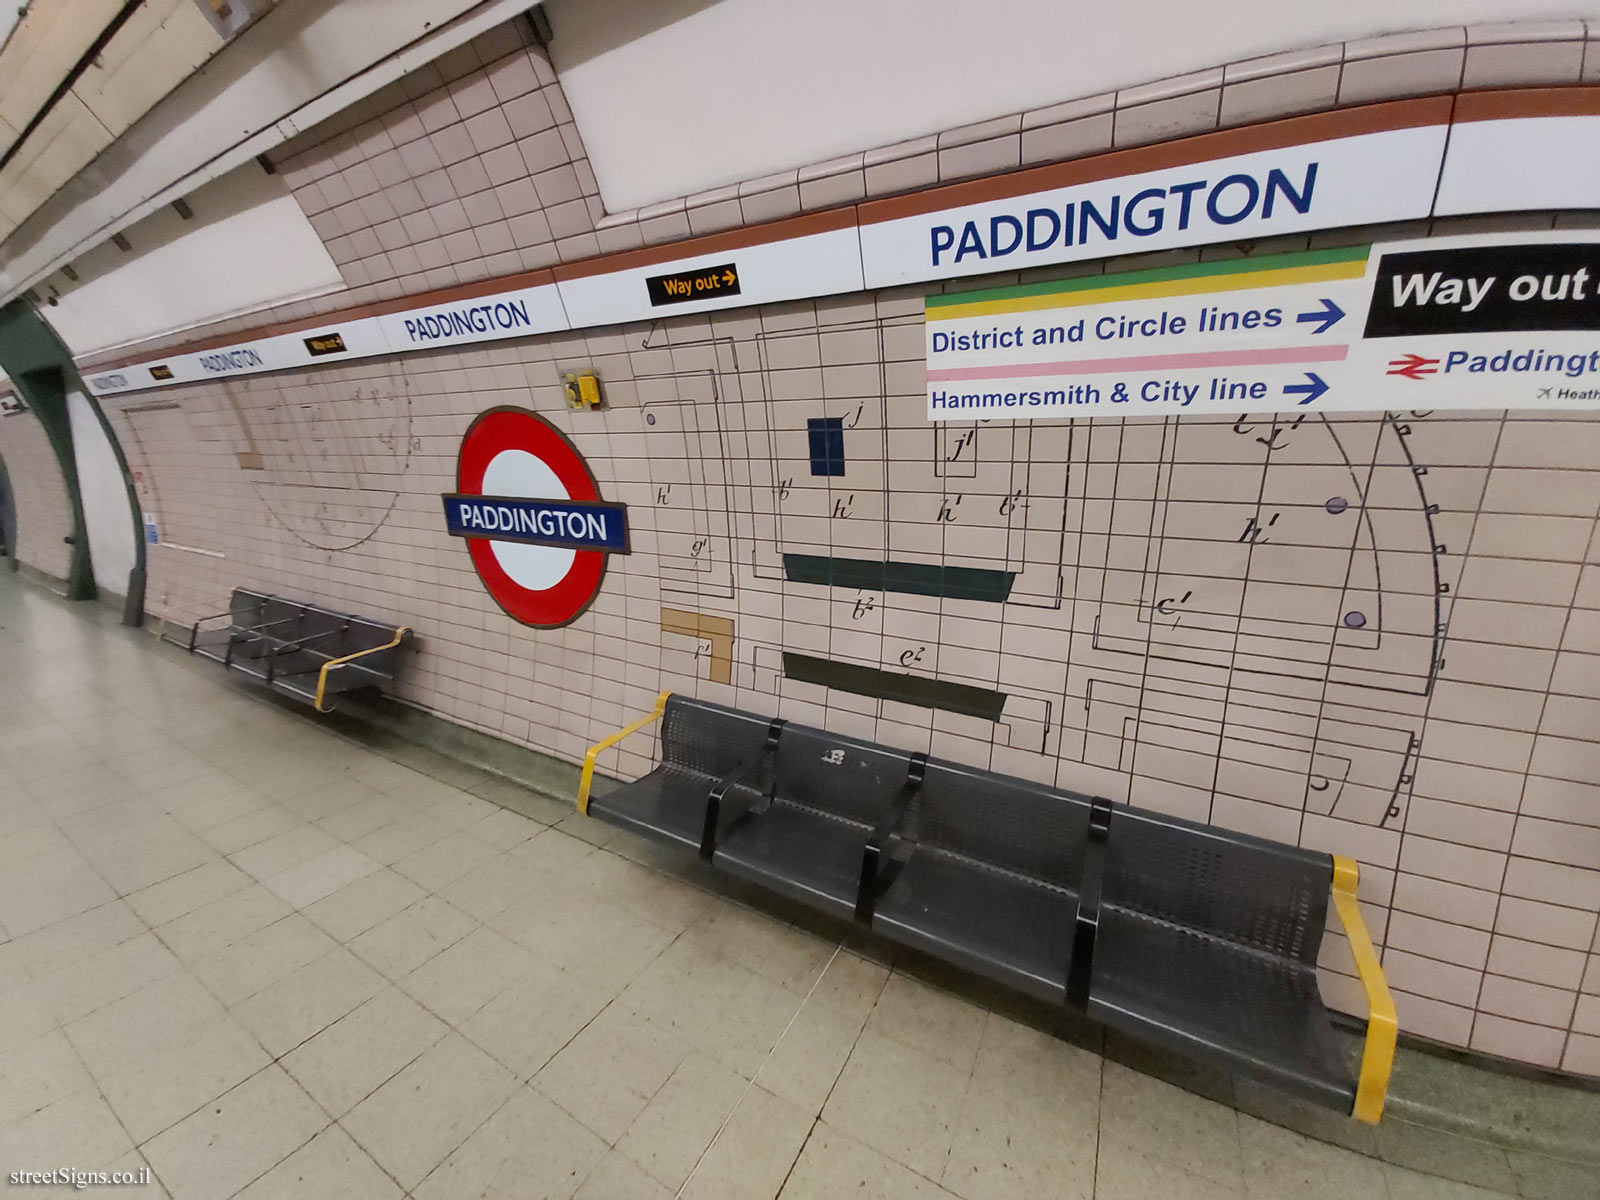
[
  {"left": 186, "top": 587, "right": 411, "bottom": 712},
  {"left": 863, "top": 758, "right": 1091, "bottom": 1007},
  {"left": 579, "top": 691, "right": 1396, "bottom": 1123}
]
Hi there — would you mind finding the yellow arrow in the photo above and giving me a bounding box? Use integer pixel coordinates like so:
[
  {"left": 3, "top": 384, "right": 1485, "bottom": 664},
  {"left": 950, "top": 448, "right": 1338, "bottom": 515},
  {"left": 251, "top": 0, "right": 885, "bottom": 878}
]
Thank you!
[{"left": 722, "top": 270, "right": 736, "bottom": 285}]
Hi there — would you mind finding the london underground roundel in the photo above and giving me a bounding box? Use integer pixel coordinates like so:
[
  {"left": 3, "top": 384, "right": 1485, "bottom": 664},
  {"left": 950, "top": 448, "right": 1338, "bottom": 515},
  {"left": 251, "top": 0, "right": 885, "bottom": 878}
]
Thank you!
[{"left": 442, "top": 407, "right": 629, "bottom": 628}]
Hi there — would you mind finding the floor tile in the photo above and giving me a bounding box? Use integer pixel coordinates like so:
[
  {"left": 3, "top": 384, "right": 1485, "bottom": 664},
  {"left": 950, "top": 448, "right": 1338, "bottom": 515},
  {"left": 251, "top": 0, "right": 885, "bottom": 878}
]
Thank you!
[
  {"left": 573, "top": 1150, "right": 674, "bottom": 1200},
  {"left": 437, "top": 851, "right": 544, "bottom": 921},
  {"left": 1384, "top": 1162, "right": 1521, "bottom": 1199},
  {"left": 462, "top": 806, "right": 542, "bottom": 852},
  {"left": 126, "top": 859, "right": 252, "bottom": 927},
  {"left": 280, "top": 987, "right": 450, "bottom": 1117},
  {"left": 1098, "top": 1059, "right": 1240, "bottom": 1188},
  {"left": 141, "top": 1066, "right": 328, "bottom": 1200},
  {"left": 232, "top": 945, "right": 387, "bottom": 1056},
  {"left": 314, "top": 794, "right": 411, "bottom": 843},
  {"left": 615, "top": 1054, "right": 748, "bottom": 1189},
  {"left": 533, "top": 1003, "right": 690, "bottom": 1144},
  {"left": 0, "top": 978, "right": 56, "bottom": 1050},
  {"left": 230, "top": 825, "right": 342, "bottom": 882},
  {"left": 568, "top": 849, "right": 716, "bottom": 936},
  {"left": 459, "top": 966, "right": 610, "bottom": 1079},
  {"left": 191, "top": 913, "right": 336, "bottom": 1005},
  {"left": 100, "top": 1013, "right": 271, "bottom": 1144},
  {"left": 0, "top": 1089, "right": 134, "bottom": 1174},
  {"left": 65, "top": 970, "right": 227, "bottom": 1078},
  {"left": 494, "top": 887, "right": 676, "bottom": 996},
  {"left": 617, "top": 936, "right": 805, "bottom": 1077},
  {"left": 750, "top": 994, "right": 864, "bottom": 1115},
  {"left": 400, "top": 925, "right": 538, "bottom": 1024},
  {"left": 234, "top": 1125, "right": 403, "bottom": 1200},
  {"left": 198, "top": 805, "right": 302, "bottom": 857},
  {"left": 1238, "top": 1113, "right": 1388, "bottom": 1200},
  {"left": 349, "top": 896, "right": 477, "bottom": 979},
  {"left": 155, "top": 884, "right": 293, "bottom": 963},
  {"left": 262, "top": 845, "right": 383, "bottom": 909},
  {"left": 679, "top": 1084, "right": 814, "bottom": 1200},
  {"left": 41, "top": 932, "right": 181, "bottom": 1024},
  {"left": 392, "top": 829, "right": 502, "bottom": 891},
  {"left": 340, "top": 1032, "right": 520, "bottom": 1189},
  {"left": 413, "top": 1086, "right": 608, "bottom": 1200},
  {"left": 863, "top": 973, "right": 987, "bottom": 1073},
  {"left": 1095, "top": 1136, "right": 1238, "bottom": 1200},
  {"left": 300, "top": 868, "right": 425, "bottom": 941},
  {"left": 778, "top": 1123, "right": 958, "bottom": 1200},
  {"left": 820, "top": 1029, "right": 968, "bottom": 1180},
  {"left": 13, "top": 898, "right": 146, "bottom": 978},
  {"left": 807, "top": 949, "right": 890, "bottom": 1023},
  {"left": 353, "top": 815, "right": 458, "bottom": 867}
]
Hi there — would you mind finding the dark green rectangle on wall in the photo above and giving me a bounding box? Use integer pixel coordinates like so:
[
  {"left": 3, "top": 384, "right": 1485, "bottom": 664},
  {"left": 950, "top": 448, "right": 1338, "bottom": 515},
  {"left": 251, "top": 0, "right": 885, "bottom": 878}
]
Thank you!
[
  {"left": 783, "top": 553, "right": 1015, "bottom": 603},
  {"left": 782, "top": 651, "right": 1008, "bottom": 722}
]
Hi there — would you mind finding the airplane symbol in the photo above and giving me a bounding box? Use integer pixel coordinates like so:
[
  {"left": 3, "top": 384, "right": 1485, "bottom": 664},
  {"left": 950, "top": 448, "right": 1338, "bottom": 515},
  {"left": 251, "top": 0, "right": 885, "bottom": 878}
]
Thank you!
[{"left": 1387, "top": 354, "right": 1439, "bottom": 380}]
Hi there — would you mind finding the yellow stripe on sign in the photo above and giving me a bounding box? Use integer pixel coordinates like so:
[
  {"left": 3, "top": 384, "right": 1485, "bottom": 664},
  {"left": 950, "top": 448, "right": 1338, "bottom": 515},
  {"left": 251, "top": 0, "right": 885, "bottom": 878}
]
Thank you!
[{"left": 928, "top": 260, "right": 1368, "bottom": 321}]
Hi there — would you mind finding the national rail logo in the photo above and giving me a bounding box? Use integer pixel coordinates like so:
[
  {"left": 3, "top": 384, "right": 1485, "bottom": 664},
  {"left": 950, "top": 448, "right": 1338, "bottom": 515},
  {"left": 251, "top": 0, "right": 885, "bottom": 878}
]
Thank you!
[{"left": 442, "top": 407, "right": 629, "bottom": 628}]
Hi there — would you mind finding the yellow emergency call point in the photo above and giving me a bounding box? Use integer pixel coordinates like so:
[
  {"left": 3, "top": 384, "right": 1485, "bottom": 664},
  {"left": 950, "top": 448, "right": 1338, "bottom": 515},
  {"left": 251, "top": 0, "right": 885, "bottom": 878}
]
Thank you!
[{"left": 564, "top": 371, "right": 602, "bottom": 409}]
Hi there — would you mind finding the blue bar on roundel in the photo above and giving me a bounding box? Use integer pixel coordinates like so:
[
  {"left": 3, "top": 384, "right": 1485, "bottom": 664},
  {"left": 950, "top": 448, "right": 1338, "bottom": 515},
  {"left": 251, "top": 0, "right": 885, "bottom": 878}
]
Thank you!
[{"left": 441, "top": 494, "right": 630, "bottom": 553}]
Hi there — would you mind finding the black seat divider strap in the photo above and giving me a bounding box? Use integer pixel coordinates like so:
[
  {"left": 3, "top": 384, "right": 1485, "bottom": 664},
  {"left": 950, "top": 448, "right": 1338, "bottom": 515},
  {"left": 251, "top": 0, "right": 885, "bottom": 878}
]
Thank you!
[
  {"left": 854, "top": 752, "right": 928, "bottom": 923},
  {"left": 700, "top": 718, "right": 786, "bottom": 861},
  {"left": 1066, "top": 797, "right": 1114, "bottom": 1011}
]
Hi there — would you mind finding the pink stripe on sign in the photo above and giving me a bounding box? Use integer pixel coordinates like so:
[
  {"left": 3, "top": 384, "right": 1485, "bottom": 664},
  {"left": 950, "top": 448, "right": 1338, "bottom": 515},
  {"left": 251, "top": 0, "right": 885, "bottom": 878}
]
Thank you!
[{"left": 926, "top": 343, "right": 1349, "bottom": 382}]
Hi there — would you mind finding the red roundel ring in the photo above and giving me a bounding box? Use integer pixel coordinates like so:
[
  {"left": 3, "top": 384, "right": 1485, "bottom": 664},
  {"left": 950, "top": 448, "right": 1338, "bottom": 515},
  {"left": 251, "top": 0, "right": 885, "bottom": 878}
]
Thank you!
[{"left": 455, "top": 407, "right": 607, "bottom": 628}]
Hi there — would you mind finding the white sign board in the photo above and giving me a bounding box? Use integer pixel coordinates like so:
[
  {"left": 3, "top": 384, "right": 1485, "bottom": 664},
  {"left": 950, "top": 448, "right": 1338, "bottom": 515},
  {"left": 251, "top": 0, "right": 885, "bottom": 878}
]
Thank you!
[
  {"left": 924, "top": 233, "right": 1600, "bottom": 420},
  {"left": 862, "top": 124, "right": 1449, "bottom": 288}
]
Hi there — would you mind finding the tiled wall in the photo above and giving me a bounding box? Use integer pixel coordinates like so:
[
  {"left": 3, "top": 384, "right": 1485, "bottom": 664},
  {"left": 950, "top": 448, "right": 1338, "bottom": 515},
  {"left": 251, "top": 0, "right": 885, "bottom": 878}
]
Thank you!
[
  {"left": 102, "top": 209, "right": 1600, "bottom": 1076},
  {"left": 266, "top": 21, "right": 605, "bottom": 303},
  {"left": 0, "top": 405, "right": 72, "bottom": 582}
]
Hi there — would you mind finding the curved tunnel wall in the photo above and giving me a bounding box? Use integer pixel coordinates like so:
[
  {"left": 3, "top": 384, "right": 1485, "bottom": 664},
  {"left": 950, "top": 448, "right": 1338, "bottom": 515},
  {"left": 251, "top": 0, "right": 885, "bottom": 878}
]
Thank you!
[
  {"left": 0, "top": 402, "right": 74, "bottom": 583},
  {"left": 47, "top": 20, "right": 1600, "bottom": 1078}
]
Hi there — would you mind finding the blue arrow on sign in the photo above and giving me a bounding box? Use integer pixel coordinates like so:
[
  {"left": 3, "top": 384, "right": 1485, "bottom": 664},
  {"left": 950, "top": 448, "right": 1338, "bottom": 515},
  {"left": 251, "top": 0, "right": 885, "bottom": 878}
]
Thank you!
[
  {"left": 1296, "top": 298, "right": 1345, "bottom": 335},
  {"left": 1284, "top": 372, "right": 1329, "bottom": 406}
]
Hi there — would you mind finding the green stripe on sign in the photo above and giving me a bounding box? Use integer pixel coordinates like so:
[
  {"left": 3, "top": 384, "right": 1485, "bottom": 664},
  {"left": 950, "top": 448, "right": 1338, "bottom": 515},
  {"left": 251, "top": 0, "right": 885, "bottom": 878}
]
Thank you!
[{"left": 924, "top": 243, "right": 1372, "bottom": 309}]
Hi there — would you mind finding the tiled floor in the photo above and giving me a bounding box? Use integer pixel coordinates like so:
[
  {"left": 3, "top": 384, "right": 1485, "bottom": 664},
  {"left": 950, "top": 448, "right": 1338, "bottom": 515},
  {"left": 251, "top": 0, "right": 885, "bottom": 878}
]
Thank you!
[{"left": 0, "top": 573, "right": 1510, "bottom": 1199}]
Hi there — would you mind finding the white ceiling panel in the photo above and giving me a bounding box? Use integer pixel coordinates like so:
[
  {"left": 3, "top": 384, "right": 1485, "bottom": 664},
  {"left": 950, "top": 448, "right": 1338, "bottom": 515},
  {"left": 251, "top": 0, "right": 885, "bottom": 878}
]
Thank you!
[
  {"left": 0, "top": 0, "right": 125, "bottom": 149},
  {"left": 0, "top": 0, "right": 536, "bottom": 304}
]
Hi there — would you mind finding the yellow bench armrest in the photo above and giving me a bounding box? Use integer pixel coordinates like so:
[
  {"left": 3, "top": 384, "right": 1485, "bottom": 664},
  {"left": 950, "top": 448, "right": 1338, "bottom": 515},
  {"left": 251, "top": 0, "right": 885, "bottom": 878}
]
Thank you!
[
  {"left": 314, "top": 627, "right": 410, "bottom": 713},
  {"left": 1331, "top": 855, "right": 1398, "bottom": 1124},
  {"left": 577, "top": 690, "right": 673, "bottom": 814}
]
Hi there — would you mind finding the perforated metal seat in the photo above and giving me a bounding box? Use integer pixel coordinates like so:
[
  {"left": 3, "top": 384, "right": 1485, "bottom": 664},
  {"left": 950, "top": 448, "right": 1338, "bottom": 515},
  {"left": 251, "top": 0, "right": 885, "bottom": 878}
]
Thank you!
[
  {"left": 870, "top": 761, "right": 1090, "bottom": 1004},
  {"left": 873, "top": 851, "right": 1078, "bottom": 1003},
  {"left": 1091, "top": 908, "right": 1351, "bottom": 1107},
  {"left": 712, "top": 726, "right": 913, "bottom": 919},
  {"left": 586, "top": 695, "right": 777, "bottom": 851},
  {"left": 1086, "top": 808, "right": 1351, "bottom": 1108}
]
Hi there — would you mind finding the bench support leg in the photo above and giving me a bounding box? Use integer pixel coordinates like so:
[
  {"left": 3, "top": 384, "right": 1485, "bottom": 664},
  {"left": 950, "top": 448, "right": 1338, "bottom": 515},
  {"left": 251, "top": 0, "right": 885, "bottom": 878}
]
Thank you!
[
  {"left": 701, "top": 719, "right": 785, "bottom": 861},
  {"left": 855, "top": 752, "right": 928, "bottom": 924},
  {"left": 1066, "top": 798, "right": 1113, "bottom": 1011}
]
